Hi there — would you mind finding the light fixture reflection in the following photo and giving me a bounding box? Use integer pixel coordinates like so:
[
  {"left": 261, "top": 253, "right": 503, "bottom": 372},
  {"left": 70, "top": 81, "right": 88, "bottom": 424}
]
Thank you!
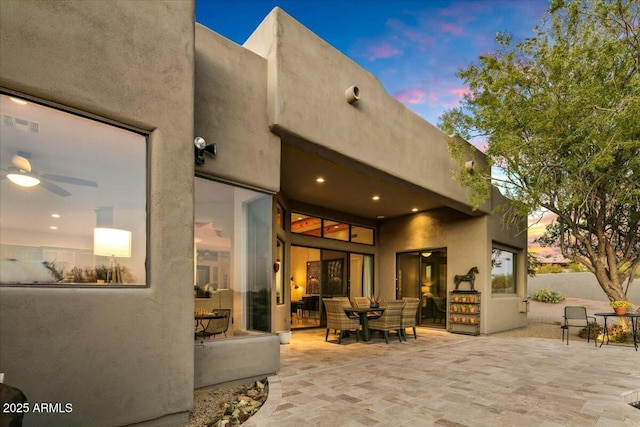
[
  {"left": 10, "top": 97, "right": 28, "bottom": 105},
  {"left": 7, "top": 173, "right": 40, "bottom": 187}
]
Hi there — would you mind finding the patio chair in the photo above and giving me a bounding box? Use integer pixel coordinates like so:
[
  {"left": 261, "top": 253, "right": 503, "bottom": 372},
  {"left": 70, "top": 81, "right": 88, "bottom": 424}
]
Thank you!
[
  {"left": 331, "top": 296, "right": 358, "bottom": 325},
  {"left": 323, "top": 299, "right": 361, "bottom": 344},
  {"left": 354, "top": 296, "right": 370, "bottom": 308},
  {"left": 368, "top": 300, "right": 405, "bottom": 344},
  {"left": 561, "top": 306, "right": 596, "bottom": 346},
  {"left": 332, "top": 296, "right": 353, "bottom": 309},
  {"left": 401, "top": 297, "right": 420, "bottom": 340},
  {"left": 302, "top": 295, "right": 319, "bottom": 323},
  {"left": 200, "top": 309, "right": 230, "bottom": 339},
  {"left": 432, "top": 297, "right": 447, "bottom": 324}
]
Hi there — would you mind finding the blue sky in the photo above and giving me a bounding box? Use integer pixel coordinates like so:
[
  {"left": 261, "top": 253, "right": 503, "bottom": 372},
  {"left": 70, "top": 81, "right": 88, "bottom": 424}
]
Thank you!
[
  {"left": 196, "top": 0, "right": 557, "bottom": 254},
  {"left": 196, "top": 0, "right": 550, "bottom": 127}
]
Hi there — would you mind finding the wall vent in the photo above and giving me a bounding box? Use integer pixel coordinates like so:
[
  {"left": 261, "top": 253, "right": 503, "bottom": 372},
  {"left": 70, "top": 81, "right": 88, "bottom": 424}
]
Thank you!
[{"left": 2, "top": 115, "right": 39, "bottom": 133}]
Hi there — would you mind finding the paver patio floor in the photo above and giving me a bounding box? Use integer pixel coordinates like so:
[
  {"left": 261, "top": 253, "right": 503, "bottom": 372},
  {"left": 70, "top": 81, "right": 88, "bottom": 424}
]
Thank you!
[{"left": 247, "top": 327, "right": 640, "bottom": 426}]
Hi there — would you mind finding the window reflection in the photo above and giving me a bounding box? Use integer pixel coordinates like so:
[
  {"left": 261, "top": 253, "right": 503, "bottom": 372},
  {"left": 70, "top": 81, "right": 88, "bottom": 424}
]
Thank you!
[
  {"left": 0, "top": 93, "right": 147, "bottom": 286},
  {"left": 491, "top": 247, "right": 517, "bottom": 294},
  {"left": 194, "top": 178, "right": 273, "bottom": 334}
]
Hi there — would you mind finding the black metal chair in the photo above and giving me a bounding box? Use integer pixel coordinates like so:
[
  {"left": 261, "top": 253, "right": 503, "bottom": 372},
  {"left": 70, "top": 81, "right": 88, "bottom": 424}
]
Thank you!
[
  {"left": 302, "top": 296, "right": 319, "bottom": 324},
  {"left": 561, "top": 306, "right": 596, "bottom": 346},
  {"left": 432, "top": 297, "right": 447, "bottom": 324},
  {"left": 199, "top": 309, "right": 230, "bottom": 339}
]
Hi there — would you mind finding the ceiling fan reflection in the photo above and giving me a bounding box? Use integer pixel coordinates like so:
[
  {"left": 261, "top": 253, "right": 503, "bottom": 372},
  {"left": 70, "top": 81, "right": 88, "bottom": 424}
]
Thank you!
[{"left": 1, "top": 151, "right": 97, "bottom": 197}]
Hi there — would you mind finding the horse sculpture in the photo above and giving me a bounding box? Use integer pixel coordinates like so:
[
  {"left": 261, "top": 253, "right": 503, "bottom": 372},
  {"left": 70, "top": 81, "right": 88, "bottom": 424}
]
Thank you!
[{"left": 454, "top": 266, "right": 479, "bottom": 291}]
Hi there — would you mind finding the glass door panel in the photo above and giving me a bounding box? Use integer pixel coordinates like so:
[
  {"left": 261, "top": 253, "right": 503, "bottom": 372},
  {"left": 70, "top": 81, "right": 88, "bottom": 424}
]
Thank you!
[{"left": 397, "top": 249, "right": 447, "bottom": 329}]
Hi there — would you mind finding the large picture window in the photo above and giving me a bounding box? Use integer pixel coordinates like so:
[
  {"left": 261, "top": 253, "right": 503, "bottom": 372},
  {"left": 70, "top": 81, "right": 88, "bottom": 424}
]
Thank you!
[
  {"left": 0, "top": 93, "right": 147, "bottom": 286},
  {"left": 194, "top": 178, "right": 273, "bottom": 333},
  {"left": 491, "top": 246, "right": 517, "bottom": 294}
]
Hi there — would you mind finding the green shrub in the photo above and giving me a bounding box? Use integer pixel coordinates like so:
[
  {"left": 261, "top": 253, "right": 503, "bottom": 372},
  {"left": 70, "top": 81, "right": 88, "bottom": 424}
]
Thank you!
[
  {"left": 530, "top": 288, "right": 565, "bottom": 303},
  {"left": 579, "top": 322, "right": 602, "bottom": 341},
  {"left": 566, "top": 263, "right": 587, "bottom": 272},
  {"left": 536, "top": 264, "right": 564, "bottom": 274},
  {"left": 607, "top": 324, "right": 634, "bottom": 343}
]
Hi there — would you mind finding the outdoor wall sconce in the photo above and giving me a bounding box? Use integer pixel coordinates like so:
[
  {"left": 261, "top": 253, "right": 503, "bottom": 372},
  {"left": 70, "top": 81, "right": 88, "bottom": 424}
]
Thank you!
[
  {"left": 345, "top": 85, "right": 360, "bottom": 104},
  {"left": 194, "top": 136, "right": 217, "bottom": 165}
]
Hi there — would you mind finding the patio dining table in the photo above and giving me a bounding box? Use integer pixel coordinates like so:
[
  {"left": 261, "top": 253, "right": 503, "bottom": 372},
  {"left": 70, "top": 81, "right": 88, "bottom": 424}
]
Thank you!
[
  {"left": 345, "top": 306, "right": 384, "bottom": 342},
  {"left": 594, "top": 312, "right": 640, "bottom": 351}
]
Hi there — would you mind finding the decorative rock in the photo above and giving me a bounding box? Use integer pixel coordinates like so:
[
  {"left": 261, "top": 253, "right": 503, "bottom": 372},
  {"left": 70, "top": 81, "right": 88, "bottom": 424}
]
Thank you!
[{"left": 187, "top": 379, "right": 269, "bottom": 426}]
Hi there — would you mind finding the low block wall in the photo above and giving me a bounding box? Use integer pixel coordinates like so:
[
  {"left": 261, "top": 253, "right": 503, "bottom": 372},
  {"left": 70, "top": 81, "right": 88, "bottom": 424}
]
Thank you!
[
  {"left": 529, "top": 272, "right": 640, "bottom": 305},
  {"left": 194, "top": 334, "right": 280, "bottom": 389}
]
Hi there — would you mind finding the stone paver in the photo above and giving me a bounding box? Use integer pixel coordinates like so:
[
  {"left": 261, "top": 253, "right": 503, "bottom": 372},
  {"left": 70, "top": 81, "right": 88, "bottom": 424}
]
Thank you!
[{"left": 247, "top": 327, "right": 640, "bottom": 426}]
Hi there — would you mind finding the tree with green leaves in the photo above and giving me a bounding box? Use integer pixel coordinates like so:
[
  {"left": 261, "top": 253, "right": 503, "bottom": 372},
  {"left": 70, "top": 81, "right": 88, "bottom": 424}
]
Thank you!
[{"left": 439, "top": 0, "right": 639, "bottom": 307}]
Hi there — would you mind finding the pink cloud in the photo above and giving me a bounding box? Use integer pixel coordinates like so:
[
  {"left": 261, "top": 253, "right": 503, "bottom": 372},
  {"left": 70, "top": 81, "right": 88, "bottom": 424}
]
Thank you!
[
  {"left": 394, "top": 88, "right": 427, "bottom": 105},
  {"left": 366, "top": 42, "right": 402, "bottom": 60},
  {"left": 440, "top": 23, "right": 464, "bottom": 35},
  {"left": 449, "top": 86, "right": 470, "bottom": 97}
]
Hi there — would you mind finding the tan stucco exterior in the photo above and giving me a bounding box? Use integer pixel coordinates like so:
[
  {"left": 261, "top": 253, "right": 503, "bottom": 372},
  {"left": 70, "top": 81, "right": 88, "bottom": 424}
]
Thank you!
[
  {"left": 1, "top": 2, "right": 527, "bottom": 425},
  {"left": 1, "top": 1, "right": 196, "bottom": 426}
]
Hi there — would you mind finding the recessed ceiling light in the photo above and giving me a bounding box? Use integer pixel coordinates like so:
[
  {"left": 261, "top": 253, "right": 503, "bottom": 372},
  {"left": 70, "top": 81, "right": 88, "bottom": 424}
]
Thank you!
[
  {"left": 316, "top": 177, "right": 325, "bottom": 183},
  {"left": 372, "top": 195, "right": 380, "bottom": 201},
  {"left": 49, "top": 226, "right": 58, "bottom": 230},
  {"left": 51, "top": 213, "right": 61, "bottom": 218},
  {"left": 377, "top": 215, "right": 385, "bottom": 219},
  {"left": 412, "top": 208, "right": 418, "bottom": 212},
  {"left": 9, "top": 97, "right": 28, "bottom": 105}
]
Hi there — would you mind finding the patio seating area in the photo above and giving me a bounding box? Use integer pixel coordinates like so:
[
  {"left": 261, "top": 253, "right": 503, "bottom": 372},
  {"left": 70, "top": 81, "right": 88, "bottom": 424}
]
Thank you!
[{"left": 246, "top": 327, "right": 640, "bottom": 426}]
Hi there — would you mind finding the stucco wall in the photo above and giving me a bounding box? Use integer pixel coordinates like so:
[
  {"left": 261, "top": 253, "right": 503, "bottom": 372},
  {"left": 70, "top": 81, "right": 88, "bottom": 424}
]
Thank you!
[
  {"left": 484, "top": 187, "right": 529, "bottom": 333},
  {"left": 194, "top": 25, "right": 280, "bottom": 193},
  {"left": 244, "top": 8, "right": 490, "bottom": 215},
  {"left": 0, "top": 1, "right": 195, "bottom": 426},
  {"left": 379, "top": 204, "right": 527, "bottom": 334},
  {"left": 379, "top": 210, "right": 489, "bottom": 328}
]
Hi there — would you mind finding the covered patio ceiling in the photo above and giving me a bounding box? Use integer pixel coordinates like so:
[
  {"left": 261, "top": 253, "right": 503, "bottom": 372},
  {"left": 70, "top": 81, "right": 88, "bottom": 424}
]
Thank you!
[{"left": 280, "top": 141, "right": 478, "bottom": 221}]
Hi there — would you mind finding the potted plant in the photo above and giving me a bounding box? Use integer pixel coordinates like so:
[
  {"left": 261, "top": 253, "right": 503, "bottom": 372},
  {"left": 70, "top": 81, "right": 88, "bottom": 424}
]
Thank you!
[
  {"left": 369, "top": 293, "right": 381, "bottom": 308},
  {"left": 610, "top": 300, "right": 631, "bottom": 315},
  {"left": 94, "top": 265, "right": 110, "bottom": 283}
]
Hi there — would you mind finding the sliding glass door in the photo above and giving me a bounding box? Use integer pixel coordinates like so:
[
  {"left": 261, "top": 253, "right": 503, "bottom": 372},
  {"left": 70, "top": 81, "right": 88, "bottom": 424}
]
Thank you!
[{"left": 290, "top": 246, "right": 373, "bottom": 329}]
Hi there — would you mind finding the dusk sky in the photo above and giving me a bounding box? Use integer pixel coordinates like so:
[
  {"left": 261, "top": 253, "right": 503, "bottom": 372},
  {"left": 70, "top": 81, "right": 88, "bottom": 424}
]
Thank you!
[{"left": 196, "top": 0, "right": 558, "bottom": 256}]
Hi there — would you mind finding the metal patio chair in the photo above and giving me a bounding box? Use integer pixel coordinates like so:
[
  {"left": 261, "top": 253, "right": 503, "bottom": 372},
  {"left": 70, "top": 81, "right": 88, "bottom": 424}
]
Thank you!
[{"left": 561, "top": 306, "right": 596, "bottom": 346}]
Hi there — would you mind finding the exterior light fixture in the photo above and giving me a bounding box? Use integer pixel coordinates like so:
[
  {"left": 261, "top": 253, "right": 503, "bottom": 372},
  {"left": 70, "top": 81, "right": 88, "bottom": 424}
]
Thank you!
[
  {"left": 464, "top": 160, "right": 475, "bottom": 172},
  {"left": 372, "top": 195, "right": 380, "bottom": 201},
  {"left": 194, "top": 136, "right": 217, "bottom": 165},
  {"left": 316, "top": 177, "right": 325, "bottom": 183}
]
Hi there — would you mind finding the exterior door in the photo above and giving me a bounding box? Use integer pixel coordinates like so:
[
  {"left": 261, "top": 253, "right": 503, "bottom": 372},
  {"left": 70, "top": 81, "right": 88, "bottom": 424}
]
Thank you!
[{"left": 397, "top": 249, "right": 447, "bottom": 328}]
